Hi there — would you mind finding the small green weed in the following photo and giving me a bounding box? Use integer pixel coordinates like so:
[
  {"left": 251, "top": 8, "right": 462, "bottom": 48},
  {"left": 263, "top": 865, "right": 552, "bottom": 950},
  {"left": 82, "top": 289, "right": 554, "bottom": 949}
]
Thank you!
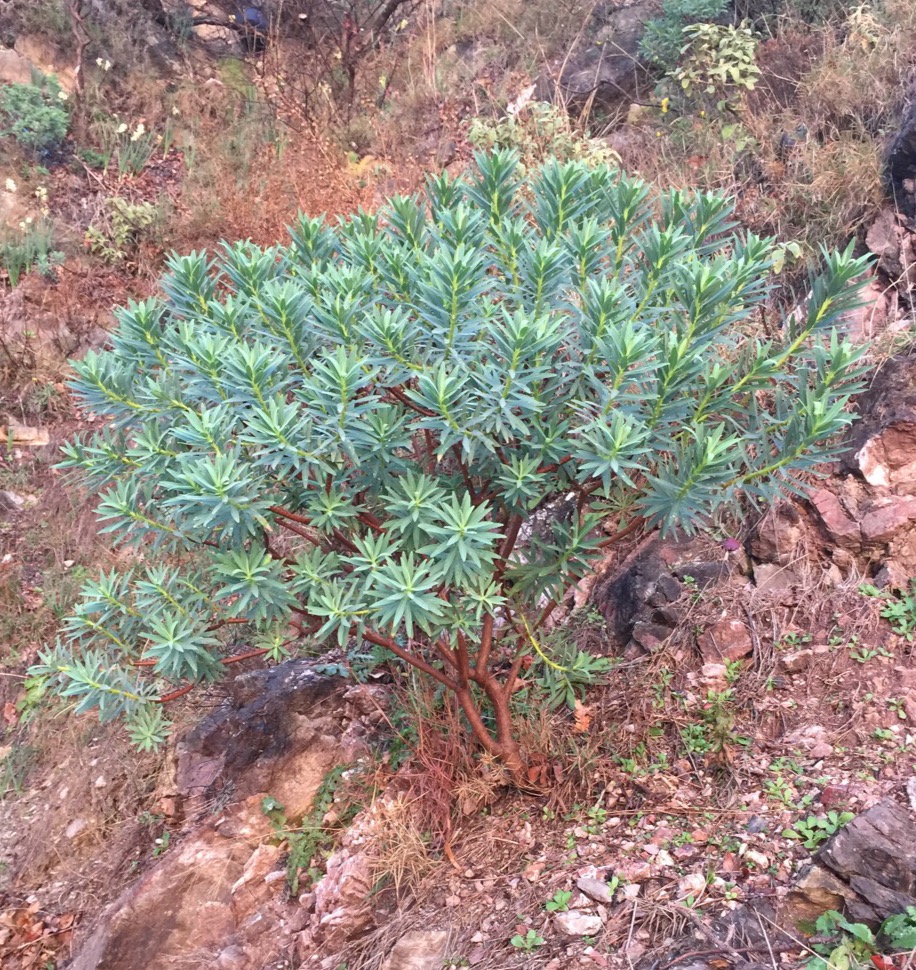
[
  {"left": 1, "top": 217, "right": 63, "bottom": 287},
  {"left": 861, "top": 582, "right": 916, "bottom": 641},
  {"left": 783, "top": 811, "right": 854, "bottom": 850},
  {"left": 545, "top": 889, "right": 572, "bottom": 912},
  {"left": 0, "top": 744, "right": 38, "bottom": 797},
  {"left": 883, "top": 906, "right": 916, "bottom": 951},
  {"left": 510, "top": 928, "right": 545, "bottom": 951},
  {"left": 261, "top": 764, "right": 361, "bottom": 895},
  {"left": 806, "top": 910, "right": 876, "bottom": 970}
]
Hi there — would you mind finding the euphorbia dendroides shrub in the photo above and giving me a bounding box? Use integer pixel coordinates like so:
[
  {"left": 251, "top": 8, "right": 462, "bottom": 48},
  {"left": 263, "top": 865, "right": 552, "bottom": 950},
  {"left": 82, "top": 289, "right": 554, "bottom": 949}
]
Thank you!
[{"left": 37, "top": 151, "right": 869, "bottom": 779}]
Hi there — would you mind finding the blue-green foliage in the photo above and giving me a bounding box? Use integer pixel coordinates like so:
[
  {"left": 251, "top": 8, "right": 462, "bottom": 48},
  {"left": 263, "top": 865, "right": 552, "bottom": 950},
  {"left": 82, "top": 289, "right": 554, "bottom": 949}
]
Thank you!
[
  {"left": 34, "top": 151, "right": 870, "bottom": 748},
  {"left": 0, "top": 75, "right": 70, "bottom": 152}
]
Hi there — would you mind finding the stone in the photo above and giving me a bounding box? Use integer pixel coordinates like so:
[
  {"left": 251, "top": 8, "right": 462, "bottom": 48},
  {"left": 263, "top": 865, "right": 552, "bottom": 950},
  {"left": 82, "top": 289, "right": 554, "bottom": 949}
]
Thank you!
[
  {"left": 699, "top": 663, "right": 728, "bottom": 691},
  {"left": 0, "top": 491, "right": 28, "bottom": 516},
  {"left": 809, "top": 488, "right": 861, "bottom": 548},
  {"left": 887, "top": 102, "right": 916, "bottom": 217},
  {"left": 0, "top": 47, "right": 33, "bottom": 86},
  {"left": 0, "top": 421, "right": 50, "bottom": 448},
  {"left": 379, "top": 930, "right": 449, "bottom": 970},
  {"left": 12, "top": 35, "right": 77, "bottom": 91},
  {"left": 698, "top": 618, "right": 753, "bottom": 663},
  {"left": 312, "top": 848, "right": 374, "bottom": 946},
  {"left": 753, "top": 562, "right": 800, "bottom": 592},
  {"left": 677, "top": 873, "right": 707, "bottom": 898},
  {"left": 780, "top": 649, "right": 813, "bottom": 674},
  {"left": 783, "top": 798, "right": 916, "bottom": 928},
  {"left": 554, "top": 910, "right": 603, "bottom": 937},
  {"left": 855, "top": 423, "right": 916, "bottom": 491},
  {"left": 861, "top": 498, "right": 916, "bottom": 543},
  {"left": 539, "top": 1, "right": 654, "bottom": 112},
  {"left": 750, "top": 505, "right": 803, "bottom": 565},
  {"left": 65, "top": 818, "right": 89, "bottom": 840},
  {"left": 176, "top": 661, "right": 350, "bottom": 815},
  {"left": 631, "top": 619, "right": 673, "bottom": 651},
  {"left": 840, "top": 280, "right": 891, "bottom": 343},
  {"left": 230, "top": 844, "right": 282, "bottom": 917},
  {"left": 215, "top": 946, "right": 248, "bottom": 970},
  {"left": 576, "top": 876, "right": 616, "bottom": 904}
]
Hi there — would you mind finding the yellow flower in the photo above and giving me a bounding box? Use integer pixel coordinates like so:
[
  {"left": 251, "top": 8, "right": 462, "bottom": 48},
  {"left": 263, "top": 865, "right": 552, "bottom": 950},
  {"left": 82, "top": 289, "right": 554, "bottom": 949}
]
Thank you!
[
  {"left": 58, "top": 90, "right": 68, "bottom": 101},
  {"left": 661, "top": 97, "right": 669, "bottom": 114},
  {"left": 130, "top": 122, "right": 146, "bottom": 142},
  {"left": 116, "top": 122, "right": 128, "bottom": 134}
]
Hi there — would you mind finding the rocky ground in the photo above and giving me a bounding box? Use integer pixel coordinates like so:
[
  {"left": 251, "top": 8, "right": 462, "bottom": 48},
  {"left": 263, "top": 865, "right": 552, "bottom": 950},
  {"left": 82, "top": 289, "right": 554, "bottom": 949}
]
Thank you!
[{"left": 3, "top": 2, "right": 916, "bottom": 970}]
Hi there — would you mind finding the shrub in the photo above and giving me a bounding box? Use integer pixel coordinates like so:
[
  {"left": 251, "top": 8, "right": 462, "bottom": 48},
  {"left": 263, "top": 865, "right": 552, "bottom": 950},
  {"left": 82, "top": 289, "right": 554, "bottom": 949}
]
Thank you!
[
  {"left": 35, "top": 151, "right": 869, "bottom": 780},
  {"left": 86, "top": 197, "right": 165, "bottom": 263},
  {"left": 671, "top": 22, "right": 761, "bottom": 100},
  {"left": 640, "top": 0, "right": 729, "bottom": 69},
  {"left": 0, "top": 75, "right": 70, "bottom": 153},
  {"left": 467, "top": 102, "right": 619, "bottom": 172},
  {"left": 1, "top": 216, "right": 62, "bottom": 286}
]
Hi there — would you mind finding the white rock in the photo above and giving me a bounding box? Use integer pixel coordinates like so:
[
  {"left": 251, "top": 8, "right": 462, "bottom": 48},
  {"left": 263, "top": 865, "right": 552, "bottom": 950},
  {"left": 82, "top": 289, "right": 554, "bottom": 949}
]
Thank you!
[
  {"left": 745, "top": 850, "right": 769, "bottom": 869},
  {"left": 676, "top": 872, "right": 706, "bottom": 898},
  {"left": 555, "top": 910, "right": 603, "bottom": 936},
  {"left": 65, "top": 818, "right": 88, "bottom": 840}
]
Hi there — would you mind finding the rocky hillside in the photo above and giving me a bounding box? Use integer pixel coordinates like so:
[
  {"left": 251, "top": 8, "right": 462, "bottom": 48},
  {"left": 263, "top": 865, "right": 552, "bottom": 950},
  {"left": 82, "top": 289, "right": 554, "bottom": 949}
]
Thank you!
[{"left": 2, "top": 2, "right": 916, "bottom": 970}]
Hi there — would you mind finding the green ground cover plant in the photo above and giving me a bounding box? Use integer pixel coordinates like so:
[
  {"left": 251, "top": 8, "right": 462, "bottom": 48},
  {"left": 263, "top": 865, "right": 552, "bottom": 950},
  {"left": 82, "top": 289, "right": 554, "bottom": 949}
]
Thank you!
[{"left": 35, "top": 150, "right": 869, "bottom": 781}]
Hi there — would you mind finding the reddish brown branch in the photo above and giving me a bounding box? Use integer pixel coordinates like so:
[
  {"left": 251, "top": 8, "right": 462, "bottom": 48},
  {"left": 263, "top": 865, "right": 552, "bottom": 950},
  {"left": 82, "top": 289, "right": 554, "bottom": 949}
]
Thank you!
[
  {"left": 386, "top": 384, "right": 434, "bottom": 416},
  {"left": 361, "top": 627, "right": 459, "bottom": 692}
]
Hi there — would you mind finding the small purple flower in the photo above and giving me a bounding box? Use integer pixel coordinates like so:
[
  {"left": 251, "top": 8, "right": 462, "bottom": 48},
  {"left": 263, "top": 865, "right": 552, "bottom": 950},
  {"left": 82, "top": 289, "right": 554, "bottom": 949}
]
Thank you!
[{"left": 722, "top": 537, "right": 741, "bottom": 553}]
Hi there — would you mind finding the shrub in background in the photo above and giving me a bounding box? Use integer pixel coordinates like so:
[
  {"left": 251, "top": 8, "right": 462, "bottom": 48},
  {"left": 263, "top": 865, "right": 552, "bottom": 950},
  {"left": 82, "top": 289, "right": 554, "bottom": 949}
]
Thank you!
[
  {"left": 0, "top": 74, "right": 69, "bottom": 153},
  {"left": 35, "top": 151, "right": 869, "bottom": 780},
  {"left": 640, "top": 0, "right": 729, "bottom": 69}
]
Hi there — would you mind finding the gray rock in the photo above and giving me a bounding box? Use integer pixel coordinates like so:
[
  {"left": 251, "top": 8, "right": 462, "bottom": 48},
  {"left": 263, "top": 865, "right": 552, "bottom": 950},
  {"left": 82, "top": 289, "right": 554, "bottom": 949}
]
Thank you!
[
  {"left": 576, "top": 875, "right": 616, "bottom": 904},
  {"left": 0, "top": 490, "right": 27, "bottom": 516},
  {"left": 537, "top": 0, "right": 654, "bottom": 113},
  {"left": 784, "top": 797, "right": 916, "bottom": 927}
]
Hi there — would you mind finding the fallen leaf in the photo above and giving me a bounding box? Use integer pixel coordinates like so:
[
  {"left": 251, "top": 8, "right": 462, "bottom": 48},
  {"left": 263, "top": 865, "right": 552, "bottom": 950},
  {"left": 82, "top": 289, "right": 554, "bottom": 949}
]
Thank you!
[{"left": 573, "top": 700, "right": 593, "bottom": 733}]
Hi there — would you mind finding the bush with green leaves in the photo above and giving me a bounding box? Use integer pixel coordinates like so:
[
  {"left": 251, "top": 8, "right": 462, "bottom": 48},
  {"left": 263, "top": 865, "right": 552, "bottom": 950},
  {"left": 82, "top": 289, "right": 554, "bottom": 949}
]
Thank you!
[
  {"left": 640, "top": 0, "right": 729, "bottom": 69},
  {"left": 671, "top": 22, "right": 761, "bottom": 101},
  {"left": 0, "top": 75, "right": 69, "bottom": 152},
  {"left": 35, "top": 150, "right": 869, "bottom": 780}
]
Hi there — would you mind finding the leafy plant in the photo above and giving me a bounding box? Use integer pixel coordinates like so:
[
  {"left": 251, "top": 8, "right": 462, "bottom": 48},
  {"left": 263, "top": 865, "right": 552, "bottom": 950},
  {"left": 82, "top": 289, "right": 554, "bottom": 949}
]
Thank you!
[
  {"left": 531, "top": 631, "right": 614, "bottom": 711},
  {"left": 1, "top": 217, "right": 62, "bottom": 287},
  {"left": 882, "top": 906, "right": 916, "bottom": 951},
  {"left": 468, "top": 102, "right": 619, "bottom": 172},
  {"left": 807, "top": 910, "right": 877, "bottom": 970},
  {"left": 545, "top": 889, "right": 573, "bottom": 912},
  {"left": 641, "top": 0, "right": 729, "bottom": 69},
  {"left": 671, "top": 22, "right": 761, "bottom": 99},
  {"left": 510, "top": 928, "right": 546, "bottom": 950},
  {"left": 35, "top": 150, "right": 871, "bottom": 780},
  {"left": 85, "top": 197, "right": 164, "bottom": 263},
  {"left": 783, "top": 811, "right": 854, "bottom": 850},
  {"left": 861, "top": 582, "right": 916, "bottom": 641},
  {"left": 261, "top": 764, "right": 359, "bottom": 894},
  {"left": 0, "top": 74, "right": 69, "bottom": 152}
]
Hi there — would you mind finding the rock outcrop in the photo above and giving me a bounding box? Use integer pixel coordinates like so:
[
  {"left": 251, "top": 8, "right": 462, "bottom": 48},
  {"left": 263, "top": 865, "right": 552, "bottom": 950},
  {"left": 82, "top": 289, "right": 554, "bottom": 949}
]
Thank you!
[{"left": 69, "top": 663, "right": 383, "bottom": 970}]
